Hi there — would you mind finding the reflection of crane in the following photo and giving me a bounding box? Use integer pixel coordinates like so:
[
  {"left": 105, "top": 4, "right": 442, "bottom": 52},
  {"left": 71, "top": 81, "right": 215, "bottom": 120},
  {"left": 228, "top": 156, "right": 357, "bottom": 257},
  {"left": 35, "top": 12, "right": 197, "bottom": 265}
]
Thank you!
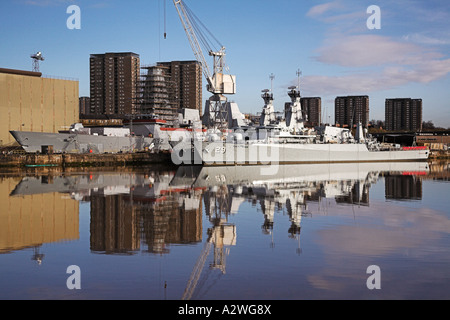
[
  {"left": 182, "top": 223, "right": 236, "bottom": 300},
  {"left": 182, "top": 233, "right": 213, "bottom": 300},
  {"left": 173, "top": 0, "right": 237, "bottom": 130},
  {"left": 182, "top": 185, "right": 236, "bottom": 300}
]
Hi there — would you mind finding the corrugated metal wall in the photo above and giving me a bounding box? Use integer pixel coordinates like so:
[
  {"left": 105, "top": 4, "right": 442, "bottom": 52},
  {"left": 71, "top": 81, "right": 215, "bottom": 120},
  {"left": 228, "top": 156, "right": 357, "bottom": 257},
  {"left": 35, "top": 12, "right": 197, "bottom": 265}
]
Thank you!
[{"left": 0, "top": 71, "right": 79, "bottom": 146}]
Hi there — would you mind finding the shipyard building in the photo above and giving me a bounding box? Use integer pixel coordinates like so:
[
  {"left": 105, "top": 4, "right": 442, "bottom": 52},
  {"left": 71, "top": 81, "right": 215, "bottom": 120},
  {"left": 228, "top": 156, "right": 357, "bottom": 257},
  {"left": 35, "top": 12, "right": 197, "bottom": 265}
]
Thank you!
[{"left": 0, "top": 68, "right": 79, "bottom": 146}]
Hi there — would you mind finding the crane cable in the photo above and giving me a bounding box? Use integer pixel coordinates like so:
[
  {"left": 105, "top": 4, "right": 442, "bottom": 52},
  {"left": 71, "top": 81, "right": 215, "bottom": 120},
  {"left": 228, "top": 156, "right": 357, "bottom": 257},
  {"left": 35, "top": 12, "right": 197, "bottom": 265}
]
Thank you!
[{"left": 182, "top": 1, "right": 223, "bottom": 54}]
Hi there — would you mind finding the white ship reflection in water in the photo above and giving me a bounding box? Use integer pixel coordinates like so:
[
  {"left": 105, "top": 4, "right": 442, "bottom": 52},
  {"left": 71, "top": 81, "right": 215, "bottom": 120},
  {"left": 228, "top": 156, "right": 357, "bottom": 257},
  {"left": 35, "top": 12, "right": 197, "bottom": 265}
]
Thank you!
[{"left": 1, "top": 161, "right": 449, "bottom": 300}]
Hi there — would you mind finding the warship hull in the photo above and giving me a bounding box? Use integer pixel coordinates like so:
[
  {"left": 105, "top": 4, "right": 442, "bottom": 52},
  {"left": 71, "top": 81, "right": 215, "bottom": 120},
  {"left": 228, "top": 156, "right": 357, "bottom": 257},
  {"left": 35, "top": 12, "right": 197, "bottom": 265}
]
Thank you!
[
  {"left": 9, "top": 130, "right": 154, "bottom": 154},
  {"left": 172, "top": 141, "right": 430, "bottom": 166}
]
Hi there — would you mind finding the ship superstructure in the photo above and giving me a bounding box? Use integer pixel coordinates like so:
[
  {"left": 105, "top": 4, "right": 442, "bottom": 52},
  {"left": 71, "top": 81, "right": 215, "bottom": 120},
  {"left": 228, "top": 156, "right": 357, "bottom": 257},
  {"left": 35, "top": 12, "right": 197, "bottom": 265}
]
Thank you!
[{"left": 171, "top": 85, "right": 430, "bottom": 165}]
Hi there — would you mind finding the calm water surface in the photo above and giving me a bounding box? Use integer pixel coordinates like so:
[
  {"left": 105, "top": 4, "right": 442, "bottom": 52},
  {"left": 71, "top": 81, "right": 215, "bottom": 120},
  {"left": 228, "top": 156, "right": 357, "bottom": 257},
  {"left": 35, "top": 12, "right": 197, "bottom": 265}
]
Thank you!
[{"left": 0, "top": 161, "right": 449, "bottom": 300}]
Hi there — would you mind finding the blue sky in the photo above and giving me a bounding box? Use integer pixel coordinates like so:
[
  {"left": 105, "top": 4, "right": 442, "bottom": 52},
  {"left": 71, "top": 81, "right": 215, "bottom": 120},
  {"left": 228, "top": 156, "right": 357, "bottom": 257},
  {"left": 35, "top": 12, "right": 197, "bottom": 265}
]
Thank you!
[{"left": 1, "top": 0, "right": 449, "bottom": 127}]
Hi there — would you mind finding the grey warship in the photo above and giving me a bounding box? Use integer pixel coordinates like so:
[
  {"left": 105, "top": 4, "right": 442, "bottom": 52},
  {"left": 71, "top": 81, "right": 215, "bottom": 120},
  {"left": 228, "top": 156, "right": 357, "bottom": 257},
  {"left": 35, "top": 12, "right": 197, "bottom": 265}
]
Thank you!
[
  {"left": 171, "top": 86, "right": 430, "bottom": 166},
  {"left": 9, "top": 123, "right": 154, "bottom": 154}
]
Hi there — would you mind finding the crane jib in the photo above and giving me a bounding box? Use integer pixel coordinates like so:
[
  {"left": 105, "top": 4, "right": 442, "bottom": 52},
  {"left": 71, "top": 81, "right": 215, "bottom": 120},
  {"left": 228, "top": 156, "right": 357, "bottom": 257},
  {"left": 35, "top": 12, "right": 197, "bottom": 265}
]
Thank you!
[{"left": 172, "top": 0, "right": 236, "bottom": 95}]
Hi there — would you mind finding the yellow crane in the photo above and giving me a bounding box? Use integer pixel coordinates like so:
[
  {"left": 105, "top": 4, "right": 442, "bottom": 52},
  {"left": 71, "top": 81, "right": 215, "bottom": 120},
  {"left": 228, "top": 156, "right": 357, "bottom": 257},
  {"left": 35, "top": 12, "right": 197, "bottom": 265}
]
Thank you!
[{"left": 172, "top": 0, "right": 237, "bottom": 130}]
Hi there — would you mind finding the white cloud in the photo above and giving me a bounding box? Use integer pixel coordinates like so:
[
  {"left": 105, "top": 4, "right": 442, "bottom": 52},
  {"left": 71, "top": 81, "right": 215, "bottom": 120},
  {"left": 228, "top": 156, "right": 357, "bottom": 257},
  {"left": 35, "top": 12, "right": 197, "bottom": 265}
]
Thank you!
[
  {"left": 403, "top": 33, "right": 450, "bottom": 46},
  {"left": 301, "top": 1, "right": 450, "bottom": 99},
  {"left": 314, "top": 35, "right": 443, "bottom": 68},
  {"left": 301, "top": 57, "right": 450, "bottom": 97},
  {"left": 306, "top": 1, "right": 342, "bottom": 17},
  {"left": 298, "top": 32, "right": 450, "bottom": 97},
  {"left": 301, "top": 73, "right": 386, "bottom": 97}
]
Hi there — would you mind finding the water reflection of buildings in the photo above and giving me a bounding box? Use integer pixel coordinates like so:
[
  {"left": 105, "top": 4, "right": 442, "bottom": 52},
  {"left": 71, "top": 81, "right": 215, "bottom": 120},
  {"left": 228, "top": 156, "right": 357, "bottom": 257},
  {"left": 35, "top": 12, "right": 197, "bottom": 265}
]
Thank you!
[
  {"left": 427, "top": 161, "right": 450, "bottom": 182},
  {"left": 382, "top": 158, "right": 450, "bottom": 202},
  {"left": 0, "top": 176, "right": 79, "bottom": 262},
  {"left": 6, "top": 172, "right": 204, "bottom": 256},
  {"left": 86, "top": 172, "right": 204, "bottom": 255},
  {"left": 90, "top": 194, "right": 140, "bottom": 254},
  {"left": 385, "top": 174, "right": 423, "bottom": 200},
  {"left": 4, "top": 161, "right": 435, "bottom": 264}
]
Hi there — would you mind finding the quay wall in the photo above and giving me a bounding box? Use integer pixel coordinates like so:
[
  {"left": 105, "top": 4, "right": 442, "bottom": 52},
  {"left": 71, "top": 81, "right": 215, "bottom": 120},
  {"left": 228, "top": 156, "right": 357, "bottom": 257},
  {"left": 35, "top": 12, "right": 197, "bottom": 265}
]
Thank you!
[{"left": 0, "top": 152, "right": 173, "bottom": 168}]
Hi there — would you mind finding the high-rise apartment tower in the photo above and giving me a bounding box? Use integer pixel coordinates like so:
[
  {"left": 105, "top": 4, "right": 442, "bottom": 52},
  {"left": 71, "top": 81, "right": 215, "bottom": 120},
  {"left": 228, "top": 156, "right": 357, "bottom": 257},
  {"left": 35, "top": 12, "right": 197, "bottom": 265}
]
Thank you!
[
  {"left": 156, "top": 60, "right": 202, "bottom": 114},
  {"left": 335, "top": 95, "right": 369, "bottom": 127},
  {"left": 300, "top": 97, "right": 322, "bottom": 127},
  {"left": 385, "top": 98, "right": 422, "bottom": 131},
  {"left": 90, "top": 52, "right": 140, "bottom": 118}
]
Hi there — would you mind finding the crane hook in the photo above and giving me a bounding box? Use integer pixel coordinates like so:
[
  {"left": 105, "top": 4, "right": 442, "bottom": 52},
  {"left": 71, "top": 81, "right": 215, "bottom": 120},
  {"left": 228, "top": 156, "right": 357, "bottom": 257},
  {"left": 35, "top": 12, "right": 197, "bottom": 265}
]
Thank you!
[{"left": 164, "top": 0, "right": 167, "bottom": 39}]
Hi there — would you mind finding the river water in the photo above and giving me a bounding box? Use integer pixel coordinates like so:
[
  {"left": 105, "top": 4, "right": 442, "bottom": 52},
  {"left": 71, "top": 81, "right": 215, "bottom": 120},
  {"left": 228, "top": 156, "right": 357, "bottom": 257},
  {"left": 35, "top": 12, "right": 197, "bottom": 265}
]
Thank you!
[{"left": 0, "top": 161, "right": 449, "bottom": 300}]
